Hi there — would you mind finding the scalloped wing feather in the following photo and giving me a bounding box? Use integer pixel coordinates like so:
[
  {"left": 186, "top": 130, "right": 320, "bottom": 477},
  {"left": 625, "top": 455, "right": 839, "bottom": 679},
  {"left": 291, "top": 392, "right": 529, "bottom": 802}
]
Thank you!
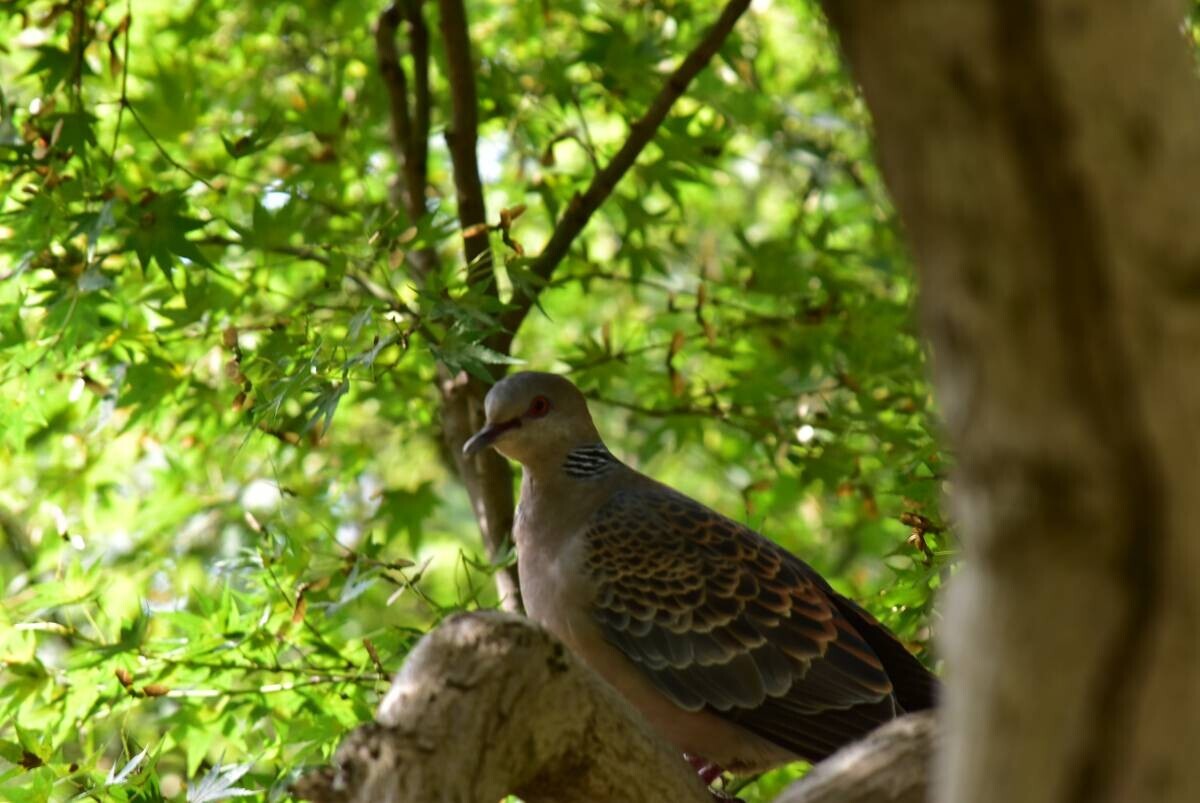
[{"left": 584, "top": 483, "right": 924, "bottom": 762}]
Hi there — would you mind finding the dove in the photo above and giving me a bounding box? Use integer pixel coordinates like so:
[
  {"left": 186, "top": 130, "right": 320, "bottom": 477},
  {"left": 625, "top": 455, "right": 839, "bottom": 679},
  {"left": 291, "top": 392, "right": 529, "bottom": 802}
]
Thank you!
[{"left": 463, "top": 371, "right": 937, "bottom": 774}]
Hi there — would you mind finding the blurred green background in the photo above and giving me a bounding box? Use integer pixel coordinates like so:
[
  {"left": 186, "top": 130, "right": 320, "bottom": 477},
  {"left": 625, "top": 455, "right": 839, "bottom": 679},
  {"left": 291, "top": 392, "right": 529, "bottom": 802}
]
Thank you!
[{"left": 0, "top": 0, "right": 954, "bottom": 799}]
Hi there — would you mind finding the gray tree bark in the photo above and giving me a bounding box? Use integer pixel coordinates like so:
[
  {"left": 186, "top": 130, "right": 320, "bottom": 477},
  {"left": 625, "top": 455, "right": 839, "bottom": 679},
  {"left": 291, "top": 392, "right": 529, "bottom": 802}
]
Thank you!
[
  {"left": 293, "top": 613, "right": 935, "bottom": 803},
  {"left": 817, "top": 2, "right": 1200, "bottom": 802},
  {"left": 775, "top": 712, "right": 935, "bottom": 803}
]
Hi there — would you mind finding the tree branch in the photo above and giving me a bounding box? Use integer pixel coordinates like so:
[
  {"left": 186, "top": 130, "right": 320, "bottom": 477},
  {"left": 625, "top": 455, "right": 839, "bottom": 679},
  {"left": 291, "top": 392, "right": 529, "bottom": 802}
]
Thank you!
[
  {"left": 292, "top": 612, "right": 711, "bottom": 803},
  {"left": 375, "top": 1, "right": 437, "bottom": 277},
  {"left": 293, "top": 612, "right": 936, "bottom": 803},
  {"left": 375, "top": 5, "right": 413, "bottom": 205},
  {"left": 437, "top": 371, "right": 522, "bottom": 611},
  {"left": 776, "top": 711, "right": 935, "bottom": 803},
  {"left": 375, "top": 0, "right": 518, "bottom": 607},
  {"left": 491, "top": 0, "right": 752, "bottom": 355},
  {"left": 404, "top": 0, "right": 431, "bottom": 203},
  {"left": 437, "top": 0, "right": 492, "bottom": 287},
  {"left": 429, "top": 0, "right": 523, "bottom": 611},
  {"left": 404, "top": 0, "right": 754, "bottom": 617},
  {"left": 375, "top": 3, "right": 428, "bottom": 224}
]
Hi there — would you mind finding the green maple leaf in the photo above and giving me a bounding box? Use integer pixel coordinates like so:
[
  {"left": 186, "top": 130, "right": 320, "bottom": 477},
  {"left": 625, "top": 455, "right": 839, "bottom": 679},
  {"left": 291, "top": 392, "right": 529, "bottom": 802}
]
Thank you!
[{"left": 123, "top": 190, "right": 213, "bottom": 280}]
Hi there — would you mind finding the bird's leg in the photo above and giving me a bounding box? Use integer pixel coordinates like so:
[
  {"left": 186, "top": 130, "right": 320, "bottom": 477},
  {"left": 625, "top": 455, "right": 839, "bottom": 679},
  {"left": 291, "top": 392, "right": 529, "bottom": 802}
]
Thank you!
[{"left": 683, "top": 755, "right": 746, "bottom": 801}]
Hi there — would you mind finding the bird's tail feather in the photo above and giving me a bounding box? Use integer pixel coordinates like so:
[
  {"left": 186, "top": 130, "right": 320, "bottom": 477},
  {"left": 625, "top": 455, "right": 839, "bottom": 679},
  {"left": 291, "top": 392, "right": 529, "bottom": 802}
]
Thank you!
[{"left": 830, "top": 595, "right": 940, "bottom": 713}]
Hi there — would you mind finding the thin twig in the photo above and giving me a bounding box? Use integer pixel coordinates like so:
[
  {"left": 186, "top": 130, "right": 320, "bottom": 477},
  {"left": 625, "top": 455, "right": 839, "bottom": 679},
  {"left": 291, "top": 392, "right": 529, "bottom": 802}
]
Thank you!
[
  {"left": 135, "top": 650, "right": 382, "bottom": 682},
  {"left": 107, "top": 2, "right": 132, "bottom": 173},
  {"left": 341, "top": 272, "right": 434, "bottom": 344},
  {"left": 163, "top": 674, "right": 384, "bottom": 698},
  {"left": 260, "top": 552, "right": 356, "bottom": 669},
  {"left": 569, "top": 91, "right": 602, "bottom": 171},
  {"left": 592, "top": 394, "right": 773, "bottom": 437},
  {"left": 196, "top": 235, "right": 330, "bottom": 265},
  {"left": 125, "top": 103, "right": 214, "bottom": 189}
]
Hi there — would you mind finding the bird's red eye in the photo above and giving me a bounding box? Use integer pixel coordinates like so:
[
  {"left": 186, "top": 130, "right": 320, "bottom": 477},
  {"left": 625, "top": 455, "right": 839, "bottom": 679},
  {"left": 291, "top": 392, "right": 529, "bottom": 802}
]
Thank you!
[{"left": 527, "top": 395, "right": 551, "bottom": 418}]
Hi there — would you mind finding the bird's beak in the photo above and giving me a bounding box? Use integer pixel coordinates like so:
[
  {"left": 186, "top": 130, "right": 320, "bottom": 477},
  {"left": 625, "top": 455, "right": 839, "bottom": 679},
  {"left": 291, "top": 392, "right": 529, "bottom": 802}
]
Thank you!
[{"left": 462, "top": 419, "right": 520, "bottom": 458}]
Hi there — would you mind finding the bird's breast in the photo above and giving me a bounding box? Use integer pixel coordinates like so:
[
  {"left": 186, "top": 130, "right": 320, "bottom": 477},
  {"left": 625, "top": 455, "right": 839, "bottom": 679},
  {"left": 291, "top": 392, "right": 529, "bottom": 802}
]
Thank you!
[{"left": 514, "top": 510, "right": 595, "bottom": 651}]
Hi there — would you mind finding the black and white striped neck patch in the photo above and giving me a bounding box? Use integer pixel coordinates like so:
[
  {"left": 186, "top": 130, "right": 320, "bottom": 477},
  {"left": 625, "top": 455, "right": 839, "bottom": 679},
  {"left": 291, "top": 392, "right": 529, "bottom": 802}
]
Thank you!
[{"left": 563, "top": 443, "right": 618, "bottom": 478}]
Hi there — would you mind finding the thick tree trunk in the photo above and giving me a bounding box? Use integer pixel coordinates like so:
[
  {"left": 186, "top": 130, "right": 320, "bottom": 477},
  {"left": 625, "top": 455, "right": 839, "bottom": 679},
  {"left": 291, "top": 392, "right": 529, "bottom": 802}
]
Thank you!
[
  {"left": 818, "top": 2, "right": 1200, "bottom": 802},
  {"left": 293, "top": 613, "right": 936, "bottom": 803}
]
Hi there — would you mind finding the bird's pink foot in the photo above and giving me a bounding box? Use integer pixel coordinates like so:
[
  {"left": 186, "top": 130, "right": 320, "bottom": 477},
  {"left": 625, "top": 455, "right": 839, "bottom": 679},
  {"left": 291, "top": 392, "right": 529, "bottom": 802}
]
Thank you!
[
  {"left": 684, "top": 755, "right": 745, "bottom": 801},
  {"left": 684, "top": 753, "right": 727, "bottom": 785}
]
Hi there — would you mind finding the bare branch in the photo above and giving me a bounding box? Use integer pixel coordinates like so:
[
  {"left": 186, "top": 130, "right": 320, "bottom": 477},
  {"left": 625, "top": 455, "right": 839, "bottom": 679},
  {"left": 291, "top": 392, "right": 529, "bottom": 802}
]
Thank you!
[
  {"left": 375, "top": 1, "right": 438, "bottom": 278},
  {"left": 437, "top": 0, "right": 492, "bottom": 287},
  {"left": 438, "top": 371, "right": 522, "bottom": 612},
  {"left": 404, "top": 0, "right": 431, "bottom": 199},
  {"left": 374, "top": 4, "right": 414, "bottom": 208},
  {"left": 431, "top": 0, "right": 523, "bottom": 610},
  {"left": 492, "top": 0, "right": 753, "bottom": 354}
]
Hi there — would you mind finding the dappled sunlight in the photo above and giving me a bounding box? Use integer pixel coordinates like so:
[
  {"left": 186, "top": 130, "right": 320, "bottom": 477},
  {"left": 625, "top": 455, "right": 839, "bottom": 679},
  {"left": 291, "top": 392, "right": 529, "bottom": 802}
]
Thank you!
[{"left": 0, "top": 0, "right": 951, "bottom": 800}]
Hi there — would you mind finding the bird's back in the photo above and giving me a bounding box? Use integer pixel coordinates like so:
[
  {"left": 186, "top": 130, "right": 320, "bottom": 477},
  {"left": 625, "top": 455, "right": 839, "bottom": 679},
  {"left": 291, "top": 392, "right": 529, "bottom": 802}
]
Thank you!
[{"left": 578, "top": 472, "right": 938, "bottom": 764}]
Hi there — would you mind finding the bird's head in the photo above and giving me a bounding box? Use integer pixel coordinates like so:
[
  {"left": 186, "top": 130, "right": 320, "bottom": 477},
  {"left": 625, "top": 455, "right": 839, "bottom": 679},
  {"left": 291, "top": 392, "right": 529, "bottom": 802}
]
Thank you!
[{"left": 462, "top": 371, "right": 601, "bottom": 466}]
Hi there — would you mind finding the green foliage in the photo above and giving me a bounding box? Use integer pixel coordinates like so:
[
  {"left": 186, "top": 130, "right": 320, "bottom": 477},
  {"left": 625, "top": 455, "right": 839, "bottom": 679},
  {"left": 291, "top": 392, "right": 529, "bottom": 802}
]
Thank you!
[{"left": 1, "top": 0, "right": 951, "bottom": 800}]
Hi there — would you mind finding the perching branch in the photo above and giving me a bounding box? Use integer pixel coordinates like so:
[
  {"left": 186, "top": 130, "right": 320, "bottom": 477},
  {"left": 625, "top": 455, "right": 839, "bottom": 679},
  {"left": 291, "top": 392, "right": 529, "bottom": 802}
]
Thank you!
[
  {"left": 491, "top": 0, "right": 753, "bottom": 355},
  {"left": 293, "top": 612, "right": 936, "bottom": 803},
  {"left": 775, "top": 711, "right": 935, "bottom": 803},
  {"left": 292, "top": 612, "right": 711, "bottom": 803}
]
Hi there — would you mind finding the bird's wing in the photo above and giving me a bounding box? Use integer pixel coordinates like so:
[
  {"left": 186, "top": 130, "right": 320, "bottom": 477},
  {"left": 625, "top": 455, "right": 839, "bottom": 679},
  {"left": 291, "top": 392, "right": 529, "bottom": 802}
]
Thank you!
[{"left": 584, "top": 483, "right": 908, "bottom": 762}]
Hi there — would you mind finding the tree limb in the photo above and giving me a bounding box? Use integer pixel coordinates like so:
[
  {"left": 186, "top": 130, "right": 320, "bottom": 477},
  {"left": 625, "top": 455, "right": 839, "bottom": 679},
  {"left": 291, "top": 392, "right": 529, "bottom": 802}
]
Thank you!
[
  {"left": 423, "top": 0, "right": 754, "bottom": 614},
  {"left": 293, "top": 612, "right": 936, "bottom": 803},
  {"left": 437, "top": 0, "right": 492, "bottom": 287},
  {"left": 437, "top": 371, "right": 522, "bottom": 612},
  {"left": 374, "top": 4, "right": 417, "bottom": 217},
  {"left": 429, "top": 0, "right": 525, "bottom": 609},
  {"left": 492, "top": 0, "right": 753, "bottom": 355},
  {"left": 375, "top": 1, "right": 436, "bottom": 275},
  {"left": 775, "top": 711, "right": 935, "bottom": 803},
  {"left": 376, "top": 0, "right": 521, "bottom": 605},
  {"left": 292, "top": 612, "right": 711, "bottom": 803},
  {"left": 403, "top": 0, "right": 430, "bottom": 207}
]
